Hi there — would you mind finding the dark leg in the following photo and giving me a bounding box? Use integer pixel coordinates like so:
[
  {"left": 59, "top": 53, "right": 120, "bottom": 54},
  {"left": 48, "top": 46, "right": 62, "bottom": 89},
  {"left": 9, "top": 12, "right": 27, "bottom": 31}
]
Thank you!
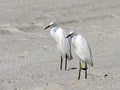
[
  {"left": 78, "top": 62, "right": 82, "bottom": 80},
  {"left": 60, "top": 56, "right": 63, "bottom": 70},
  {"left": 85, "top": 63, "right": 87, "bottom": 79},
  {"left": 65, "top": 55, "right": 67, "bottom": 70}
]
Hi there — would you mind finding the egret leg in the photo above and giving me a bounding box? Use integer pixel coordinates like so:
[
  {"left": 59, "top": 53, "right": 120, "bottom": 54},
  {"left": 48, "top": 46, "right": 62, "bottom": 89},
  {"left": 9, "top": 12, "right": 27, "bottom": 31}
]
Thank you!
[
  {"left": 85, "top": 63, "right": 87, "bottom": 79},
  {"left": 78, "top": 62, "right": 82, "bottom": 80},
  {"left": 60, "top": 56, "right": 63, "bottom": 70},
  {"left": 65, "top": 55, "right": 67, "bottom": 70}
]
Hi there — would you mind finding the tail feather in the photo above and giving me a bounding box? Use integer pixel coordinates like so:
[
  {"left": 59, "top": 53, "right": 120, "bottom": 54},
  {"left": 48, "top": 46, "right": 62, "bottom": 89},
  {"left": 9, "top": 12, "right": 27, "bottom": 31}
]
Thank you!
[
  {"left": 87, "top": 60, "right": 93, "bottom": 66},
  {"left": 68, "top": 53, "right": 73, "bottom": 60},
  {"left": 67, "top": 46, "right": 73, "bottom": 60}
]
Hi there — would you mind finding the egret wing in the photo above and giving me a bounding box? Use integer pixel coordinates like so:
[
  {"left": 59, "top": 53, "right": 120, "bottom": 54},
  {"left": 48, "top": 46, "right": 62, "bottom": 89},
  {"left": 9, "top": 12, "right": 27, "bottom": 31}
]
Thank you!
[{"left": 72, "top": 35, "right": 93, "bottom": 66}]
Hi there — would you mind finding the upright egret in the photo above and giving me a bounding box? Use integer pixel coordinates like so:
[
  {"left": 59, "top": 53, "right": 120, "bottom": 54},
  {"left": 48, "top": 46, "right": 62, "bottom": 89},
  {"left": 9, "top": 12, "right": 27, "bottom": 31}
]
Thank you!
[
  {"left": 44, "top": 22, "right": 72, "bottom": 70},
  {"left": 66, "top": 31, "right": 93, "bottom": 79}
]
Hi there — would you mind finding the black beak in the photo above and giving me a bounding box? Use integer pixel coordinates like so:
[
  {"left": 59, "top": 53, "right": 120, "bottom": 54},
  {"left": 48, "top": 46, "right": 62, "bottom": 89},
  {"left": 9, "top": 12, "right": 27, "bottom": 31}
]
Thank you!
[
  {"left": 66, "top": 34, "right": 71, "bottom": 38},
  {"left": 44, "top": 25, "right": 51, "bottom": 30}
]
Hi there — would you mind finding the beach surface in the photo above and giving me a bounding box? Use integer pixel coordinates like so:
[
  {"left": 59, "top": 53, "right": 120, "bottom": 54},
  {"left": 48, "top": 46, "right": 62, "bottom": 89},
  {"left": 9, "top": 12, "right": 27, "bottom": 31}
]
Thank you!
[{"left": 0, "top": 0, "right": 120, "bottom": 90}]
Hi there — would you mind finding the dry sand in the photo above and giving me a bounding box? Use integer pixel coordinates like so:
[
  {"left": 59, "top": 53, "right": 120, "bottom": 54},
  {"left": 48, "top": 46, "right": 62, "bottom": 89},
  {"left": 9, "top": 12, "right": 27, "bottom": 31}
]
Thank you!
[{"left": 0, "top": 0, "right": 120, "bottom": 90}]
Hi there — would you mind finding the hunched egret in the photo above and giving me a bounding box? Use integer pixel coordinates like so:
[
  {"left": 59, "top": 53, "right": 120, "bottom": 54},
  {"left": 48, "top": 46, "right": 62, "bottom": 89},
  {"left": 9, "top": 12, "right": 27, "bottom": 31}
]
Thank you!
[{"left": 66, "top": 31, "right": 93, "bottom": 79}]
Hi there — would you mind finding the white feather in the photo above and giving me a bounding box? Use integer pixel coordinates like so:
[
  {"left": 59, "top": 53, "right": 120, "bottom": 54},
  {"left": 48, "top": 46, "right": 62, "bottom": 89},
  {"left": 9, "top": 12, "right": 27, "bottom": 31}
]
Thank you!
[
  {"left": 72, "top": 34, "right": 93, "bottom": 66},
  {"left": 50, "top": 26, "right": 72, "bottom": 59}
]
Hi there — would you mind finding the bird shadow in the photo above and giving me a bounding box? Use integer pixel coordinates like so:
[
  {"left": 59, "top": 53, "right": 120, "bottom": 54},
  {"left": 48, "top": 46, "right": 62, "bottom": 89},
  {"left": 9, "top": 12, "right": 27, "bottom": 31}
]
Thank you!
[
  {"left": 67, "top": 67, "right": 88, "bottom": 71},
  {"left": 67, "top": 67, "right": 77, "bottom": 71}
]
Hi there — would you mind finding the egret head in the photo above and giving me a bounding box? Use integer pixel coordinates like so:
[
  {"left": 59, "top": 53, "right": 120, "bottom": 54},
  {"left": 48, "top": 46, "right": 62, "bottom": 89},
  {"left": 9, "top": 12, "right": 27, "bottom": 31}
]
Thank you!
[
  {"left": 66, "top": 31, "right": 75, "bottom": 38},
  {"left": 44, "top": 22, "right": 57, "bottom": 30}
]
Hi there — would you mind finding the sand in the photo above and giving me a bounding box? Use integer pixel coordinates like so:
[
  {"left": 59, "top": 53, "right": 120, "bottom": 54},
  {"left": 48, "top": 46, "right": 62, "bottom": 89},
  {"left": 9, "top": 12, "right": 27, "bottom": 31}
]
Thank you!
[{"left": 0, "top": 0, "right": 120, "bottom": 90}]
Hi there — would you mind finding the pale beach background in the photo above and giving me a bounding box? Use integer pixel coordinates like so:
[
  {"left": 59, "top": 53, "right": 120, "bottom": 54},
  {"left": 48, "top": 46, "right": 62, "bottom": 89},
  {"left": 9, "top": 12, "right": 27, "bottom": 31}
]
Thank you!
[{"left": 0, "top": 0, "right": 120, "bottom": 90}]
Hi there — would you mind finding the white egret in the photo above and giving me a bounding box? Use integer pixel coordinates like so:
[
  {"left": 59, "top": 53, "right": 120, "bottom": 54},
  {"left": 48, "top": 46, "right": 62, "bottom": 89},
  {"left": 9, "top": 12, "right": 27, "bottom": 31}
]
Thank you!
[
  {"left": 44, "top": 22, "right": 72, "bottom": 70},
  {"left": 66, "top": 31, "right": 93, "bottom": 79}
]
